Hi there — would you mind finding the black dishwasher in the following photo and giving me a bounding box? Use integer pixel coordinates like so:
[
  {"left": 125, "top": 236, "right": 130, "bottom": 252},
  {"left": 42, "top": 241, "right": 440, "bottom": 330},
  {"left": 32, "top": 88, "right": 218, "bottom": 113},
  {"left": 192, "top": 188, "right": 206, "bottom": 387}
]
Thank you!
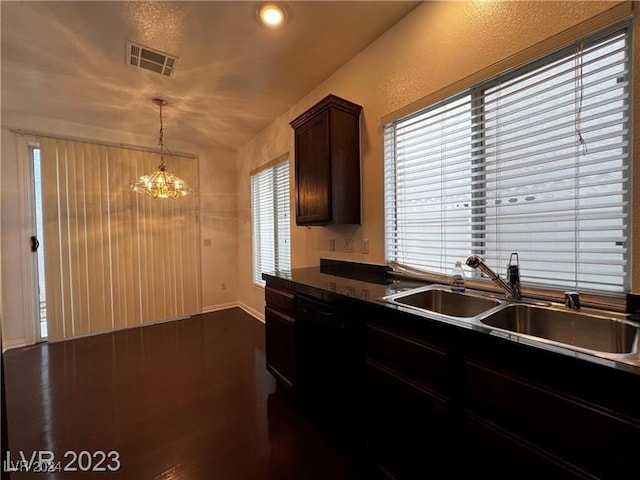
[{"left": 295, "top": 294, "right": 365, "bottom": 460}]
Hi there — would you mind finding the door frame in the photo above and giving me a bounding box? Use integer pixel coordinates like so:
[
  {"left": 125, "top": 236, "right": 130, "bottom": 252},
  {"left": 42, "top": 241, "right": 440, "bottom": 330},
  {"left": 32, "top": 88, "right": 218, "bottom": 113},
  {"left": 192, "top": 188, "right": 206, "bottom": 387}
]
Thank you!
[{"left": 16, "top": 134, "right": 40, "bottom": 346}]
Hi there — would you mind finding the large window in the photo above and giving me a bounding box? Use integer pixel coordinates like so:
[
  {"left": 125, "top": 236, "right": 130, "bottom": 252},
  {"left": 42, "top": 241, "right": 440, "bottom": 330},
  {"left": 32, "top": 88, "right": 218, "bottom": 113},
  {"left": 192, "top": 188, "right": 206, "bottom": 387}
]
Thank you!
[
  {"left": 251, "top": 159, "right": 291, "bottom": 286},
  {"left": 385, "top": 23, "right": 631, "bottom": 294}
]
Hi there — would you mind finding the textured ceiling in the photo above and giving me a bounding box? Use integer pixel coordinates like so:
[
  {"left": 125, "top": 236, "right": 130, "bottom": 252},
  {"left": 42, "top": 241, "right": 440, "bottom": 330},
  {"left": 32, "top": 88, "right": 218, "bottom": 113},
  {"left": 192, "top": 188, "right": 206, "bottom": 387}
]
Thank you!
[{"left": 1, "top": 1, "right": 419, "bottom": 151}]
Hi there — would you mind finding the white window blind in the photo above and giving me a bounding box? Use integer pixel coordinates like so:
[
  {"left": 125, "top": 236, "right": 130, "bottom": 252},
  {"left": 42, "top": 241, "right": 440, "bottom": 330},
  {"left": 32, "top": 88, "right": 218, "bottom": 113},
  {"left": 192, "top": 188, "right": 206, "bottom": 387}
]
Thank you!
[
  {"left": 251, "top": 160, "right": 291, "bottom": 286},
  {"left": 385, "top": 23, "right": 630, "bottom": 294}
]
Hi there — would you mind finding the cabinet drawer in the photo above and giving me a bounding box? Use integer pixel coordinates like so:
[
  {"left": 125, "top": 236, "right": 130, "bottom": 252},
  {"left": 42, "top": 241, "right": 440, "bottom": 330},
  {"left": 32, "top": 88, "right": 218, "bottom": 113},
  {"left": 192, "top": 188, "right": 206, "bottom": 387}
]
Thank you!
[
  {"left": 465, "top": 360, "right": 640, "bottom": 478},
  {"left": 366, "top": 324, "right": 449, "bottom": 395},
  {"left": 366, "top": 361, "right": 452, "bottom": 479},
  {"left": 265, "top": 286, "right": 295, "bottom": 314},
  {"left": 265, "top": 306, "right": 295, "bottom": 391},
  {"left": 462, "top": 412, "right": 591, "bottom": 479}
]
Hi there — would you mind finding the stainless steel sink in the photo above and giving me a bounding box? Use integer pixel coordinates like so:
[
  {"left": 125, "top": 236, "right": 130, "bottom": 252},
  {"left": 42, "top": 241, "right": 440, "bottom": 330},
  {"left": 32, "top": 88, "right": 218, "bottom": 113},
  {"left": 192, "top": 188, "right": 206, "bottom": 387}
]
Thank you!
[
  {"left": 381, "top": 285, "right": 504, "bottom": 319},
  {"left": 381, "top": 284, "right": 640, "bottom": 360},
  {"left": 480, "top": 304, "right": 638, "bottom": 354}
]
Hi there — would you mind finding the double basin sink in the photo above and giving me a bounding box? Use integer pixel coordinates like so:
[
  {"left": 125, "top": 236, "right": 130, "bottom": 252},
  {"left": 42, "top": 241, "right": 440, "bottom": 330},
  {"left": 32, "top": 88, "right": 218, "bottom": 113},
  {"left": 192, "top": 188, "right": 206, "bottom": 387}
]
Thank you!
[{"left": 381, "top": 284, "right": 639, "bottom": 358}]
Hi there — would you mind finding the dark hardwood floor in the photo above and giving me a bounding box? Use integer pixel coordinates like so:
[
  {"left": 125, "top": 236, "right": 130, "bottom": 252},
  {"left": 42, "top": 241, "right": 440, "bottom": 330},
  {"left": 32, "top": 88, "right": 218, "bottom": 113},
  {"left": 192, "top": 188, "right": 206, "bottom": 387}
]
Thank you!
[{"left": 2, "top": 308, "right": 359, "bottom": 479}]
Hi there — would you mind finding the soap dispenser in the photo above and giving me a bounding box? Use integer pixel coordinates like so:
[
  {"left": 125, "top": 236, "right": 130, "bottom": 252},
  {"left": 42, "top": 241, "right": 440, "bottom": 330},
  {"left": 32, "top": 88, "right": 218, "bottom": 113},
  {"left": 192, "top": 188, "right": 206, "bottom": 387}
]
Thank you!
[{"left": 450, "top": 261, "right": 466, "bottom": 293}]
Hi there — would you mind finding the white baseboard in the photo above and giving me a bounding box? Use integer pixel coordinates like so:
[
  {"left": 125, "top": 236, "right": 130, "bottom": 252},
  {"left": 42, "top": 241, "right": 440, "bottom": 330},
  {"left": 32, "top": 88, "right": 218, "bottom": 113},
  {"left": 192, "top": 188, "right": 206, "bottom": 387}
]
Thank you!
[
  {"left": 238, "top": 302, "right": 264, "bottom": 323},
  {"left": 201, "top": 302, "right": 265, "bottom": 323},
  {"left": 2, "top": 306, "right": 264, "bottom": 351},
  {"left": 2, "top": 338, "right": 28, "bottom": 352},
  {"left": 201, "top": 302, "right": 239, "bottom": 313},
  {"left": 42, "top": 315, "right": 192, "bottom": 344}
]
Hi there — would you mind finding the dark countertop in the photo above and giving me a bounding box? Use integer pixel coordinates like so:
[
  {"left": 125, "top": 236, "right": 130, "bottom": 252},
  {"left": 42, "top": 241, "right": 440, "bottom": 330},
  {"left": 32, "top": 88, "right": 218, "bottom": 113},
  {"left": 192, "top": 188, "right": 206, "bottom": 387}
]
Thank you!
[
  {"left": 262, "top": 265, "right": 420, "bottom": 301},
  {"left": 263, "top": 262, "right": 640, "bottom": 375}
]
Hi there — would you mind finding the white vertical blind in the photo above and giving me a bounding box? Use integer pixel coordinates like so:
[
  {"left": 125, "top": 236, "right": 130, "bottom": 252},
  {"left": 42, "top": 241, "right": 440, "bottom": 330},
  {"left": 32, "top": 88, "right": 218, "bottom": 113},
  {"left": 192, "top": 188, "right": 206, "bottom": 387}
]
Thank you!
[
  {"left": 251, "top": 160, "right": 291, "bottom": 286},
  {"left": 385, "top": 23, "right": 630, "bottom": 294},
  {"left": 39, "top": 138, "right": 200, "bottom": 341}
]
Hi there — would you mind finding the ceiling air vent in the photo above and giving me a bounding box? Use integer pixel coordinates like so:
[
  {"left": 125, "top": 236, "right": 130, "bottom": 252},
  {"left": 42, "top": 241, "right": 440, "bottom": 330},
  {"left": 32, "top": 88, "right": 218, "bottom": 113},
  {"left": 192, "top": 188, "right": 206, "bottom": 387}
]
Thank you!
[{"left": 126, "top": 41, "right": 178, "bottom": 77}]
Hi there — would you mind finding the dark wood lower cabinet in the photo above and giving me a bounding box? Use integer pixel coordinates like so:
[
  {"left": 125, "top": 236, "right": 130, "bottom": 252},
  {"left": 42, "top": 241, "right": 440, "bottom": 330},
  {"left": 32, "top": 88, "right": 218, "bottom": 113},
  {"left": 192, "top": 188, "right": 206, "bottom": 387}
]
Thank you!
[
  {"left": 464, "top": 359, "right": 640, "bottom": 479},
  {"left": 263, "top": 277, "right": 640, "bottom": 480},
  {"left": 462, "top": 412, "right": 594, "bottom": 479},
  {"left": 365, "top": 320, "right": 640, "bottom": 479},
  {"left": 366, "top": 361, "right": 453, "bottom": 480},
  {"left": 295, "top": 295, "right": 365, "bottom": 462}
]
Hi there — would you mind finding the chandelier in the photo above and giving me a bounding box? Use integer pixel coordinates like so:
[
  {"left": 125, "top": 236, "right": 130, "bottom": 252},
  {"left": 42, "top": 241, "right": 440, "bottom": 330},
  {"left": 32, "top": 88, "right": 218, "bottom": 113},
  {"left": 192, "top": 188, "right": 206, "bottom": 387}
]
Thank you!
[{"left": 130, "top": 98, "right": 194, "bottom": 199}]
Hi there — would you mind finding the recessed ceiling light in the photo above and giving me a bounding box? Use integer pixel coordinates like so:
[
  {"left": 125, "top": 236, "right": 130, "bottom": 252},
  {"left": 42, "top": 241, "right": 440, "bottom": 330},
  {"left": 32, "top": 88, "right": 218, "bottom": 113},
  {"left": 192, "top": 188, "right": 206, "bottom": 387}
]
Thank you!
[{"left": 258, "top": 3, "right": 286, "bottom": 28}]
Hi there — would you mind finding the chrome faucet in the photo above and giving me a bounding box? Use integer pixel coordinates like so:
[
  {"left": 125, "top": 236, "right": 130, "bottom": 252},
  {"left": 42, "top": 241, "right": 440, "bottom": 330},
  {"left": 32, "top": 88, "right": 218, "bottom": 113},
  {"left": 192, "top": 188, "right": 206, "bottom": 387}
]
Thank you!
[{"left": 466, "top": 253, "right": 522, "bottom": 301}]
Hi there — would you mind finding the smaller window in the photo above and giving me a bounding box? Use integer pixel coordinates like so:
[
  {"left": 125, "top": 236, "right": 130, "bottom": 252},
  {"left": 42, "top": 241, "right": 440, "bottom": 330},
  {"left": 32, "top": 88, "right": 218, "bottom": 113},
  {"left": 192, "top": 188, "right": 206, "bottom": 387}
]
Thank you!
[{"left": 251, "top": 159, "right": 291, "bottom": 286}]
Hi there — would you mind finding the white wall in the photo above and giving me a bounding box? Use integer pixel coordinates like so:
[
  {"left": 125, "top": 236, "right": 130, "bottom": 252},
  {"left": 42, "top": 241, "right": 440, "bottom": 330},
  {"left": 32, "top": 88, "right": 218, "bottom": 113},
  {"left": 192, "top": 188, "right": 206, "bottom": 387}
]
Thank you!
[
  {"left": 199, "top": 140, "right": 239, "bottom": 312},
  {"left": 236, "top": 1, "right": 630, "bottom": 315},
  {"left": 1, "top": 113, "right": 237, "bottom": 349}
]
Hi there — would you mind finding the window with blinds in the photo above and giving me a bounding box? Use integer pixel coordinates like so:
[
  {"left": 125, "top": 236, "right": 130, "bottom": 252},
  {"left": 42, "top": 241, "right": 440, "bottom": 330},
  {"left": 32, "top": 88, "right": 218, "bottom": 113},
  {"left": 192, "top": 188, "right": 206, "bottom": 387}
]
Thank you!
[
  {"left": 251, "top": 159, "right": 291, "bottom": 286},
  {"left": 385, "top": 23, "right": 631, "bottom": 294}
]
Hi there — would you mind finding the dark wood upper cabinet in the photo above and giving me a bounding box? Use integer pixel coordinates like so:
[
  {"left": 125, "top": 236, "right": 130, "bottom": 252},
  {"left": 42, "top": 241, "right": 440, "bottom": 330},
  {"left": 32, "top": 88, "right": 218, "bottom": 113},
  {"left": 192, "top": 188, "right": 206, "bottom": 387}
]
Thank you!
[{"left": 290, "top": 94, "right": 363, "bottom": 226}]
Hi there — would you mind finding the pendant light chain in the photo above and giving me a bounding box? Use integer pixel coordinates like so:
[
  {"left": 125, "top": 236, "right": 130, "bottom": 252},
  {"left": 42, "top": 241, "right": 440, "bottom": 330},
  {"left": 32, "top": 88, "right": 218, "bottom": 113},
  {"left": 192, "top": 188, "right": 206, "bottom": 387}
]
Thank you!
[{"left": 158, "top": 102, "right": 166, "bottom": 171}]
